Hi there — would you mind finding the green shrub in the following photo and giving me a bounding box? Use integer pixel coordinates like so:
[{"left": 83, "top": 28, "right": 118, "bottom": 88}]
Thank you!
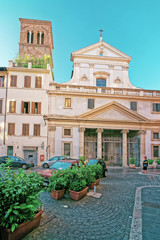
[
  {"left": 15, "top": 54, "right": 52, "bottom": 69},
  {"left": 69, "top": 167, "right": 86, "bottom": 192},
  {"left": 78, "top": 165, "right": 96, "bottom": 186},
  {"left": 47, "top": 170, "right": 67, "bottom": 191},
  {"left": 148, "top": 159, "right": 154, "bottom": 165},
  {"left": 156, "top": 159, "right": 160, "bottom": 165},
  {"left": 79, "top": 156, "right": 85, "bottom": 161},
  {"left": 130, "top": 158, "right": 135, "bottom": 164},
  {"left": 88, "top": 164, "right": 103, "bottom": 179},
  {"left": 0, "top": 165, "right": 43, "bottom": 232}
]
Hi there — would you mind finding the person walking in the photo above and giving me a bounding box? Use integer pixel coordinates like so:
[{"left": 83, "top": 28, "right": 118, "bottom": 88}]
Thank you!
[{"left": 143, "top": 156, "right": 148, "bottom": 174}]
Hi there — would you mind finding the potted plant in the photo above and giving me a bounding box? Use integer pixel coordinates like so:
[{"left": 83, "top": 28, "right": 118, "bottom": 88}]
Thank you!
[
  {"left": 89, "top": 164, "right": 103, "bottom": 186},
  {"left": 0, "top": 164, "right": 44, "bottom": 240},
  {"left": 156, "top": 159, "right": 160, "bottom": 169},
  {"left": 47, "top": 170, "right": 67, "bottom": 200},
  {"left": 148, "top": 159, "right": 154, "bottom": 168},
  {"left": 69, "top": 167, "right": 88, "bottom": 201},
  {"left": 129, "top": 158, "right": 135, "bottom": 168}
]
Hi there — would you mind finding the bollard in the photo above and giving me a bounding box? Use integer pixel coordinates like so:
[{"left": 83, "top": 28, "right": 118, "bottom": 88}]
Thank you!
[{"left": 94, "top": 186, "right": 96, "bottom": 194}]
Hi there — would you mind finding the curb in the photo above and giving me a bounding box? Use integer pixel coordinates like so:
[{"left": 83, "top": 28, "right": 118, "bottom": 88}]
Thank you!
[{"left": 129, "top": 185, "right": 160, "bottom": 240}]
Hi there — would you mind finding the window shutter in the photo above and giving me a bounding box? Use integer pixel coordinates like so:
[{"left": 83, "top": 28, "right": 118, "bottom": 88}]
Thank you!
[
  {"left": 32, "top": 102, "right": 35, "bottom": 114},
  {"left": 21, "top": 101, "right": 24, "bottom": 113},
  {"left": 28, "top": 102, "right": 30, "bottom": 114},
  {"left": 38, "top": 102, "right": 41, "bottom": 114},
  {"left": 14, "top": 101, "right": 16, "bottom": 113},
  {"left": 153, "top": 103, "right": 156, "bottom": 111},
  {"left": 0, "top": 100, "right": 2, "bottom": 113}
]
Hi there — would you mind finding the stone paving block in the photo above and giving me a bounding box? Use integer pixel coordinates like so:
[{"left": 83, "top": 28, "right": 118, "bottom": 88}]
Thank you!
[{"left": 22, "top": 168, "right": 160, "bottom": 240}]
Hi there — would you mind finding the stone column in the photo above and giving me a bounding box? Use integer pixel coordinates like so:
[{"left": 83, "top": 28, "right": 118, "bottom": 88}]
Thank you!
[
  {"left": 109, "top": 64, "right": 114, "bottom": 87},
  {"left": 79, "top": 127, "right": 85, "bottom": 157},
  {"left": 140, "top": 130, "right": 146, "bottom": 166},
  {"left": 122, "top": 66, "right": 129, "bottom": 87},
  {"left": 48, "top": 125, "right": 56, "bottom": 158},
  {"left": 89, "top": 64, "right": 94, "bottom": 86},
  {"left": 121, "top": 129, "right": 129, "bottom": 167},
  {"left": 97, "top": 128, "right": 103, "bottom": 158},
  {"left": 74, "top": 62, "right": 80, "bottom": 84}
]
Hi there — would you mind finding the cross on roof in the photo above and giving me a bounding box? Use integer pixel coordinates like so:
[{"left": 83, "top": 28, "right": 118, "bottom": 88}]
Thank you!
[{"left": 99, "top": 29, "right": 103, "bottom": 41}]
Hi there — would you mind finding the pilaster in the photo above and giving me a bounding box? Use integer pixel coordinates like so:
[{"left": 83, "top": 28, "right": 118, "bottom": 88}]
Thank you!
[
  {"left": 97, "top": 128, "right": 103, "bottom": 158},
  {"left": 140, "top": 130, "right": 146, "bottom": 166},
  {"left": 79, "top": 127, "right": 85, "bottom": 157},
  {"left": 48, "top": 125, "right": 56, "bottom": 159},
  {"left": 121, "top": 129, "right": 129, "bottom": 167}
]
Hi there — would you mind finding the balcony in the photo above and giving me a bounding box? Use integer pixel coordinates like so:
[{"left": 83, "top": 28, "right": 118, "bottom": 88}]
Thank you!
[{"left": 49, "top": 83, "right": 160, "bottom": 98}]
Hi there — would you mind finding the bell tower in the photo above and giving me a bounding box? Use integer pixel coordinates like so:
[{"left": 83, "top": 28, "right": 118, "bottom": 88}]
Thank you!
[{"left": 19, "top": 18, "right": 54, "bottom": 66}]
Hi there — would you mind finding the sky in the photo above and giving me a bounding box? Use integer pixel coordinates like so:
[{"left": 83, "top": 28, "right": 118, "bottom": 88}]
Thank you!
[{"left": 0, "top": 0, "right": 160, "bottom": 90}]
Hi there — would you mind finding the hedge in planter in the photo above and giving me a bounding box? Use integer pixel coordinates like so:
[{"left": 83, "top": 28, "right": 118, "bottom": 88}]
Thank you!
[
  {"left": 68, "top": 166, "right": 88, "bottom": 200},
  {"left": 47, "top": 170, "right": 68, "bottom": 200},
  {"left": 0, "top": 164, "right": 44, "bottom": 239}
]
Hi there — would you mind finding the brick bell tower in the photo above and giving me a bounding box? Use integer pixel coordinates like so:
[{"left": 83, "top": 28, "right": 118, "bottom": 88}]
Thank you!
[{"left": 19, "top": 18, "right": 54, "bottom": 66}]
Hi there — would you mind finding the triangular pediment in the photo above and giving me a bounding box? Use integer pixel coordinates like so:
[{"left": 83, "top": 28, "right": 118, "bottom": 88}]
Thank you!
[
  {"left": 71, "top": 41, "right": 132, "bottom": 61},
  {"left": 79, "top": 101, "right": 148, "bottom": 122}
]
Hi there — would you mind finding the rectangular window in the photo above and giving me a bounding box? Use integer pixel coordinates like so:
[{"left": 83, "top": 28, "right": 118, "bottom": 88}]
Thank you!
[
  {"left": 9, "top": 101, "right": 16, "bottom": 113},
  {"left": 22, "top": 124, "right": 29, "bottom": 136},
  {"left": 8, "top": 123, "right": 15, "bottom": 136},
  {"left": 153, "top": 146, "right": 159, "bottom": 157},
  {"left": 64, "top": 143, "right": 71, "bottom": 156},
  {"left": 64, "top": 129, "right": 71, "bottom": 136},
  {"left": 0, "top": 100, "right": 2, "bottom": 114},
  {"left": 33, "top": 124, "right": 40, "bottom": 136},
  {"left": 35, "top": 76, "right": 42, "bottom": 88},
  {"left": 10, "top": 75, "right": 17, "bottom": 87},
  {"left": 96, "top": 79, "right": 106, "bottom": 87},
  {"left": 32, "top": 102, "right": 41, "bottom": 114},
  {"left": 153, "top": 132, "right": 159, "bottom": 140},
  {"left": 88, "top": 99, "right": 95, "bottom": 109},
  {"left": 65, "top": 98, "right": 71, "bottom": 108},
  {"left": 0, "top": 76, "right": 4, "bottom": 87},
  {"left": 130, "top": 102, "right": 137, "bottom": 111},
  {"left": 7, "top": 146, "right": 13, "bottom": 155},
  {"left": 21, "top": 101, "right": 30, "bottom": 114},
  {"left": 24, "top": 76, "right": 31, "bottom": 88},
  {"left": 152, "top": 103, "right": 160, "bottom": 112}
]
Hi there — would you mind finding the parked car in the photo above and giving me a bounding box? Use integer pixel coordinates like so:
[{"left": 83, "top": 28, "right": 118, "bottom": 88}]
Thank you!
[
  {"left": 39, "top": 159, "right": 85, "bottom": 183},
  {"left": 85, "top": 158, "right": 108, "bottom": 177},
  {"left": 0, "top": 156, "right": 34, "bottom": 169},
  {"left": 41, "top": 156, "right": 69, "bottom": 168}
]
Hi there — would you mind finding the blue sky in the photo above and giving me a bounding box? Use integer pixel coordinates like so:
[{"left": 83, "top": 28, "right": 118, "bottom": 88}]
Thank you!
[{"left": 0, "top": 0, "right": 160, "bottom": 90}]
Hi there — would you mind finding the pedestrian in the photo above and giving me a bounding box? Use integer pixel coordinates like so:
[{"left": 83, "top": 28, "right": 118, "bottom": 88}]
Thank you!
[{"left": 143, "top": 156, "right": 148, "bottom": 174}]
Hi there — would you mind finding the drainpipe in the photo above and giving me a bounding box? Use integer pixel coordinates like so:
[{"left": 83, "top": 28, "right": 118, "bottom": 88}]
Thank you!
[{"left": 4, "top": 68, "right": 8, "bottom": 145}]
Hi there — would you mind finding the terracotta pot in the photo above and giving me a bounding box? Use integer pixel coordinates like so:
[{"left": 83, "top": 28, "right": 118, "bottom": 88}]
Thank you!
[
  {"left": 69, "top": 187, "right": 89, "bottom": 201},
  {"left": 95, "top": 178, "right": 100, "bottom": 185},
  {"left": 0, "top": 210, "right": 43, "bottom": 240},
  {"left": 129, "top": 164, "right": 135, "bottom": 169},
  {"left": 51, "top": 189, "right": 65, "bottom": 200},
  {"left": 90, "top": 182, "right": 96, "bottom": 189}
]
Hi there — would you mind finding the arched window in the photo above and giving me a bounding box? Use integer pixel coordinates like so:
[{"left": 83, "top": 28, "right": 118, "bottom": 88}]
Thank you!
[
  {"left": 37, "top": 32, "right": 40, "bottom": 44},
  {"left": 27, "top": 31, "right": 30, "bottom": 43},
  {"left": 41, "top": 32, "right": 44, "bottom": 44},
  {"left": 31, "top": 31, "right": 34, "bottom": 44}
]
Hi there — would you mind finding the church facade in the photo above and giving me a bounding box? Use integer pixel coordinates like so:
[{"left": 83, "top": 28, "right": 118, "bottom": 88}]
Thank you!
[
  {"left": 46, "top": 40, "right": 160, "bottom": 167},
  {"left": 1, "top": 18, "right": 160, "bottom": 167}
]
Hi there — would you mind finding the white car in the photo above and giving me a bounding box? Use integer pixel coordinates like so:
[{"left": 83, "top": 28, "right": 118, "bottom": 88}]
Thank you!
[{"left": 41, "top": 156, "right": 69, "bottom": 168}]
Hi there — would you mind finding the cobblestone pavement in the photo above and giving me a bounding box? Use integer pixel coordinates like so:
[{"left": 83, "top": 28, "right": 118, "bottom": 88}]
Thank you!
[{"left": 23, "top": 167, "right": 160, "bottom": 240}]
